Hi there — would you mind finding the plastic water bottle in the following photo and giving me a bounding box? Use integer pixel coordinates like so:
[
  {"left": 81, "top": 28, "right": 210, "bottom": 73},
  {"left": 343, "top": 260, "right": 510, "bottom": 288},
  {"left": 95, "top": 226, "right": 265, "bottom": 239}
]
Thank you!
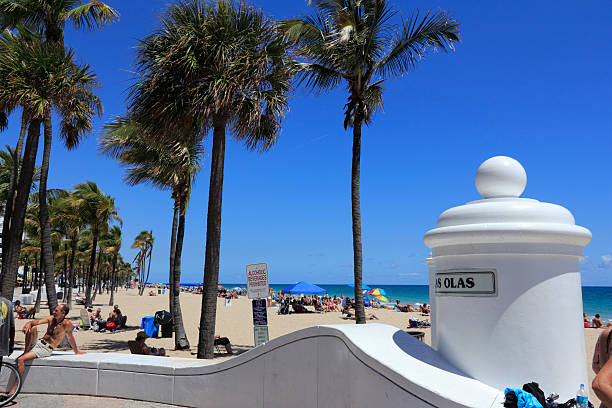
[{"left": 577, "top": 384, "right": 589, "bottom": 408}]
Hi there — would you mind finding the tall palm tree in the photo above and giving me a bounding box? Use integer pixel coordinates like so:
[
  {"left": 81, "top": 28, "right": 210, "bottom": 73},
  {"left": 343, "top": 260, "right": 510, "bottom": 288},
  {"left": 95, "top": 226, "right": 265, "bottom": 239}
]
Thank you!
[
  {"left": 131, "top": 230, "right": 153, "bottom": 296},
  {"left": 0, "top": 0, "right": 116, "bottom": 304},
  {"left": 282, "top": 0, "right": 460, "bottom": 323},
  {"left": 100, "top": 118, "right": 202, "bottom": 349},
  {"left": 52, "top": 190, "right": 84, "bottom": 304},
  {"left": 0, "top": 27, "right": 40, "bottom": 275},
  {"left": 73, "top": 181, "right": 121, "bottom": 307},
  {"left": 130, "top": 0, "right": 292, "bottom": 359},
  {"left": 0, "top": 31, "right": 101, "bottom": 301},
  {"left": 103, "top": 226, "right": 121, "bottom": 306}
]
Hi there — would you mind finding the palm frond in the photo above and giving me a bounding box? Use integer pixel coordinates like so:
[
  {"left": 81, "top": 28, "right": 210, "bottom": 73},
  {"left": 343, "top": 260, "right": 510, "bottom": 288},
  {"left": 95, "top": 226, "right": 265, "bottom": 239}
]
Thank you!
[
  {"left": 375, "top": 10, "right": 460, "bottom": 78},
  {"left": 65, "top": 1, "right": 119, "bottom": 31}
]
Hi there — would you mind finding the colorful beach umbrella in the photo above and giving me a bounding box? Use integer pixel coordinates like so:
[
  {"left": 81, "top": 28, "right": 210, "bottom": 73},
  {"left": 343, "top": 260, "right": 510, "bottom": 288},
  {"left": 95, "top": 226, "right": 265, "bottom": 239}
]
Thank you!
[
  {"left": 373, "top": 294, "right": 388, "bottom": 303},
  {"left": 368, "top": 288, "right": 387, "bottom": 296}
]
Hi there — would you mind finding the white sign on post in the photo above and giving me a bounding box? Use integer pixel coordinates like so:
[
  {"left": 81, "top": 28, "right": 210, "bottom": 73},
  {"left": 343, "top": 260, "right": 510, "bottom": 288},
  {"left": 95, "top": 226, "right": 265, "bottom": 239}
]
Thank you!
[
  {"left": 435, "top": 270, "right": 497, "bottom": 296},
  {"left": 246, "top": 263, "right": 269, "bottom": 299},
  {"left": 254, "top": 325, "right": 269, "bottom": 347}
]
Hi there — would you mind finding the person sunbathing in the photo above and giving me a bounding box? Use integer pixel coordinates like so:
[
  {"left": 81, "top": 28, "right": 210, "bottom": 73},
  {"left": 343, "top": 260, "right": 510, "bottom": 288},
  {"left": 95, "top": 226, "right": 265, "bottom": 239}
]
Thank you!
[
  {"left": 420, "top": 303, "right": 430, "bottom": 315},
  {"left": 395, "top": 299, "right": 411, "bottom": 312},
  {"left": 134, "top": 331, "right": 165, "bottom": 356},
  {"left": 292, "top": 301, "right": 313, "bottom": 314},
  {"left": 594, "top": 314, "right": 604, "bottom": 328},
  {"left": 13, "top": 301, "right": 25, "bottom": 315},
  {"left": 214, "top": 335, "right": 233, "bottom": 354},
  {"left": 13, "top": 300, "right": 35, "bottom": 318}
]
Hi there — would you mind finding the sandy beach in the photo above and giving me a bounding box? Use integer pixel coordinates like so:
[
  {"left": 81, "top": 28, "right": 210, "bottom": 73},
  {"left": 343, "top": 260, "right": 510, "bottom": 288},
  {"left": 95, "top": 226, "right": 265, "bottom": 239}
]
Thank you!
[{"left": 12, "top": 288, "right": 602, "bottom": 405}]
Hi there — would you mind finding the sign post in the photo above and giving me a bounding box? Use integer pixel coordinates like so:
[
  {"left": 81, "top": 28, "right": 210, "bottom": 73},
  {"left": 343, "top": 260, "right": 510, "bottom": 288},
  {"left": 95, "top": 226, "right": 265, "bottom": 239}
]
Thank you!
[{"left": 246, "top": 263, "right": 269, "bottom": 347}]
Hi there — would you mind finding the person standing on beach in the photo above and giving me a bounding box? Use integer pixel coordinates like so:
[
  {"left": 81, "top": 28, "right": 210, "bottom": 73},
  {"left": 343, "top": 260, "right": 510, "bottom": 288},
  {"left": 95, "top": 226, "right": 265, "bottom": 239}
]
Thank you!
[{"left": 593, "top": 326, "right": 612, "bottom": 407}]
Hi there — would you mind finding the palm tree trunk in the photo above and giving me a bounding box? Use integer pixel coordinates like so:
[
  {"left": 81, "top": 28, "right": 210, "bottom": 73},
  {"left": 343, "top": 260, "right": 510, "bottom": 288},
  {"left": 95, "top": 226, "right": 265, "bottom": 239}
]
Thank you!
[
  {"left": 66, "top": 236, "right": 77, "bottom": 305},
  {"left": 144, "top": 250, "right": 152, "bottom": 292},
  {"left": 92, "top": 250, "right": 102, "bottom": 301},
  {"left": 97, "top": 250, "right": 103, "bottom": 295},
  {"left": 1, "top": 119, "right": 41, "bottom": 301},
  {"left": 1, "top": 113, "right": 27, "bottom": 281},
  {"left": 173, "top": 192, "right": 190, "bottom": 350},
  {"left": 85, "top": 230, "right": 98, "bottom": 307},
  {"left": 109, "top": 252, "right": 117, "bottom": 306},
  {"left": 22, "top": 260, "right": 28, "bottom": 290},
  {"left": 33, "top": 255, "right": 38, "bottom": 290},
  {"left": 40, "top": 114, "right": 58, "bottom": 312},
  {"left": 198, "top": 119, "right": 226, "bottom": 359},
  {"left": 168, "top": 195, "right": 179, "bottom": 328},
  {"left": 63, "top": 243, "right": 68, "bottom": 297},
  {"left": 34, "top": 262, "right": 43, "bottom": 313},
  {"left": 351, "top": 121, "right": 365, "bottom": 324}
]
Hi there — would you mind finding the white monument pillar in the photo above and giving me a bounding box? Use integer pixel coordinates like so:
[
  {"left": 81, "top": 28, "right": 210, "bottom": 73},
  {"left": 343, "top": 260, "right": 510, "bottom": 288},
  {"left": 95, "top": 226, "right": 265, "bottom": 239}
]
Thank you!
[{"left": 424, "top": 156, "right": 591, "bottom": 398}]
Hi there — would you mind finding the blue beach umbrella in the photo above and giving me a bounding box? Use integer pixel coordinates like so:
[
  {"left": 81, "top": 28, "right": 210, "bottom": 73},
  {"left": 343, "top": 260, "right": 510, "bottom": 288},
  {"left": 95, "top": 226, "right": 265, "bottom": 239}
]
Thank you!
[{"left": 282, "top": 281, "right": 327, "bottom": 294}]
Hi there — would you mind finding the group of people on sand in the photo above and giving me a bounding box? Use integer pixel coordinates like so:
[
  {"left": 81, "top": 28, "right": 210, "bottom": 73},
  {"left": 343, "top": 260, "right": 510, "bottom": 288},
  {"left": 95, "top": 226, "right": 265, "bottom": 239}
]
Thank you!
[
  {"left": 87, "top": 305, "right": 124, "bottom": 332},
  {"left": 586, "top": 313, "right": 612, "bottom": 329}
]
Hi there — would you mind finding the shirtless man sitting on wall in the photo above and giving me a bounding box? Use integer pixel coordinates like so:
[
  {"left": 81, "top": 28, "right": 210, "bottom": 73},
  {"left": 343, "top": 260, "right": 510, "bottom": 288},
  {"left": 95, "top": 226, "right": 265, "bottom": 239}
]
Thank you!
[{"left": 9, "top": 304, "right": 85, "bottom": 394}]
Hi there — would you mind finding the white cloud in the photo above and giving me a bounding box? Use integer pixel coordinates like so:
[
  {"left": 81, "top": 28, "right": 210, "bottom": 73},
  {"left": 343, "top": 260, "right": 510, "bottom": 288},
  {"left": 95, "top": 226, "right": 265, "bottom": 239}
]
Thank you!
[{"left": 599, "top": 255, "right": 612, "bottom": 269}]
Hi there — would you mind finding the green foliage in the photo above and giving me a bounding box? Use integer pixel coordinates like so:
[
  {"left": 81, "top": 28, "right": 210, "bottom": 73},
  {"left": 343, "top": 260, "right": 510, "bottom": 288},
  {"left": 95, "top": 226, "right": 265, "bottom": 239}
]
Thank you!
[
  {"left": 0, "top": 29, "right": 102, "bottom": 148},
  {"left": 0, "top": 0, "right": 118, "bottom": 43},
  {"left": 100, "top": 116, "right": 204, "bottom": 195},
  {"left": 128, "top": 0, "right": 292, "bottom": 152},
  {"left": 281, "top": 0, "right": 461, "bottom": 129}
]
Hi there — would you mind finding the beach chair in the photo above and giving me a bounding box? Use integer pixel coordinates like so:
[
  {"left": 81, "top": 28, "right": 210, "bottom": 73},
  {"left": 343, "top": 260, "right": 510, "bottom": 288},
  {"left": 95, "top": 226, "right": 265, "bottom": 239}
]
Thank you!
[{"left": 79, "top": 308, "right": 91, "bottom": 330}]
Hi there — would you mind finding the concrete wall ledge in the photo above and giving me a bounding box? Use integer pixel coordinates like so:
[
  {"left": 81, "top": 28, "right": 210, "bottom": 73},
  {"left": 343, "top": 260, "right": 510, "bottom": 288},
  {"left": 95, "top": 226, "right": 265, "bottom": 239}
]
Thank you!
[{"left": 1, "top": 324, "right": 504, "bottom": 408}]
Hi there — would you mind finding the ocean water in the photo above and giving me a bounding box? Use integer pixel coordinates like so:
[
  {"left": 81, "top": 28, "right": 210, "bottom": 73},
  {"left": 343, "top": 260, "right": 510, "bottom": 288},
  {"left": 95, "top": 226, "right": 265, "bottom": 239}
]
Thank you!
[{"left": 223, "top": 283, "right": 612, "bottom": 321}]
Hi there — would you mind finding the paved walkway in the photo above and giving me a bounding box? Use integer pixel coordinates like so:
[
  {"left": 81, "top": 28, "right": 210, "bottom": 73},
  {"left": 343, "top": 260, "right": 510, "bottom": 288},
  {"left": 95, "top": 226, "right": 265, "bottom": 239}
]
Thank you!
[{"left": 10, "top": 393, "right": 181, "bottom": 407}]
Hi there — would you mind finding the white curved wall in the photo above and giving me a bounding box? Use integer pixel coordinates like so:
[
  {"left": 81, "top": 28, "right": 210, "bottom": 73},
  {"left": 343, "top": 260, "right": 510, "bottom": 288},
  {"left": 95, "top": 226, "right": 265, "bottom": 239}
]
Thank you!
[{"left": 0, "top": 324, "right": 504, "bottom": 408}]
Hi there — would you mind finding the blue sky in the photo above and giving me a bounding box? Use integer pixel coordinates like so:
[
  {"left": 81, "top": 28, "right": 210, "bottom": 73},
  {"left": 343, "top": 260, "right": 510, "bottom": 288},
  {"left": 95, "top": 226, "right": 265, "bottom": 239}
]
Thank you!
[{"left": 3, "top": 0, "right": 612, "bottom": 285}]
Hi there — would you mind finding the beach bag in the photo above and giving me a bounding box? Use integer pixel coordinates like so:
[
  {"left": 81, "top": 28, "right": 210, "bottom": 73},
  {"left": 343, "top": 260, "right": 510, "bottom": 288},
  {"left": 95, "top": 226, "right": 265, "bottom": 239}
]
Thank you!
[{"left": 522, "top": 383, "right": 546, "bottom": 408}]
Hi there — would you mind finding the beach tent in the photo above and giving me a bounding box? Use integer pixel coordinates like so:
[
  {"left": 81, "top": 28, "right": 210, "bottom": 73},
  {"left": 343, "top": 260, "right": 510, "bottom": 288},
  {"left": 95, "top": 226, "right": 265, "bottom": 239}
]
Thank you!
[
  {"left": 348, "top": 283, "right": 372, "bottom": 291},
  {"left": 281, "top": 281, "right": 327, "bottom": 294}
]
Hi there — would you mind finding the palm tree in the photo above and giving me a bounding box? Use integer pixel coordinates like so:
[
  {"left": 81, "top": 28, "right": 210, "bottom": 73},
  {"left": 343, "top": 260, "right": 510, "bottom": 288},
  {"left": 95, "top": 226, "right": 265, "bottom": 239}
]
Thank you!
[
  {"left": 0, "top": 27, "right": 40, "bottom": 275},
  {"left": 52, "top": 190, "right": 85, "bottom": 304},
  {"left": 72, "top": 181, "right": 121, "bottom": 307},
  {"left": 131, "top": 230, "right": 153, "bottom": 296},
  {"left": 0, "top": 31, "right": 101, "bottom": 301},
  {"left": 282, "top": 0, "right": 460, "bottom": 323},
  {"left": 0, "top": 0, "right": 117, "bottom": 305},
  {"left": 103, "top": 226, "right": 121, "bottom": 306},
  {"left": 100, "top": 118, "right": 201, "bottom": 349},
  {"left": 130, "top": 0, "right": 291, "bottom": 359},
  {"left": 21, "top": 201, "right": 43, "bottom": 311}
]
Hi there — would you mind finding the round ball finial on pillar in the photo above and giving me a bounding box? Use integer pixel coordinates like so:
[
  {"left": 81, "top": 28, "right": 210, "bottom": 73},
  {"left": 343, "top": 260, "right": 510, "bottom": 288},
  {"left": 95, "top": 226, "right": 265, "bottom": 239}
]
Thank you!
[{"left": 475, "top": 156, "right": 527, "bottom": 198}]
